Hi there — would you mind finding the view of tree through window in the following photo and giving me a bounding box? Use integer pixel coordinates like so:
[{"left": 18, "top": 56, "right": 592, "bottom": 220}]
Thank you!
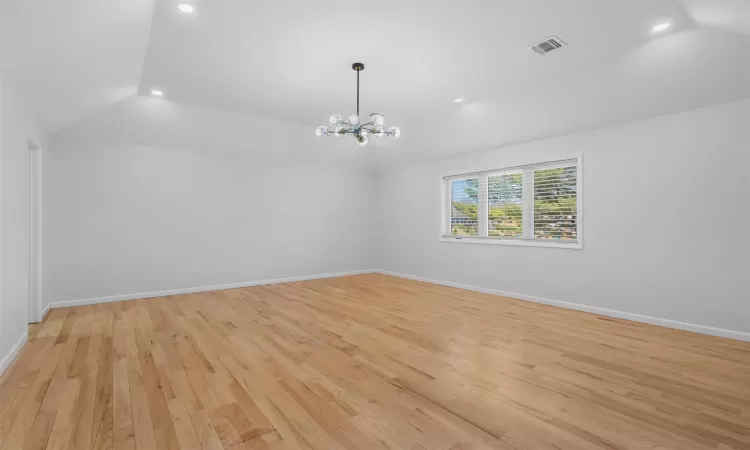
[
  {"left": 488, "top": 173, "right": 523, "bottom": 237},
  {"left": 450, "top": 178, "right": 478, "bottom": 235}
]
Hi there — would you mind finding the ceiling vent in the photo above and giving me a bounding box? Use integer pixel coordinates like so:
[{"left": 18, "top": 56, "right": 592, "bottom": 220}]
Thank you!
[{"left": 529, "top": 36, "right": 566, "bottom": 55}]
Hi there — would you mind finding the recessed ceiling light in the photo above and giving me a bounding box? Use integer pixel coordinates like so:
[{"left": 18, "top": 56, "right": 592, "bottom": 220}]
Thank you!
[
  {"left": 178, "top": 4, "right": 194, "bottom": 13},
  {"left": 652, "top": 22, "right": 671, "bottom": 33},
  {"left": 454, "top": 98, "right": 464, "bottom": 103},
  {"left": 151, "top": 89, "right": 164, "bottom": 97}
]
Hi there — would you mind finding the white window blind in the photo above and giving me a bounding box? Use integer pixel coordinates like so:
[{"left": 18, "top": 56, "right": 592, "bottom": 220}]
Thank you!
[
  {"left": 444, "top": 157, "right": 581, "bottom": 248},
  {"left": 449, "top": 178, "right": 479, "bottom": 236},
  {"left": 488, "top": 172, "right": 524, "bottom": 238},
  {"left": 534, "top": 165, "right": 578, "bottom": 241}
]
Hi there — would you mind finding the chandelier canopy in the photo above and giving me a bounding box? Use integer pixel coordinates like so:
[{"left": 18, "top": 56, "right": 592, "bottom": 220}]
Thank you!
[{"left": 316, "top": 63, "right": 400, "bottom": 147}]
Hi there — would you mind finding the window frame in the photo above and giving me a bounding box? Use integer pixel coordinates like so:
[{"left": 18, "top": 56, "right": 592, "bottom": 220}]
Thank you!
[{"left": 440, "top": 154, "right": 583, "bottom": 250}]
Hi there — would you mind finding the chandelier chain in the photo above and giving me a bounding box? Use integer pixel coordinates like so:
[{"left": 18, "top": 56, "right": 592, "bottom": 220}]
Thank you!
[{"left": 357, "top": 69, "right": 360, "bottom": 117}]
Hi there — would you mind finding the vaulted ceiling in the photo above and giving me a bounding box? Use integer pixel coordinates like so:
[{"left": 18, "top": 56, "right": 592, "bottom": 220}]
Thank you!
[{"left": 2, "top": 0, "right": 748, "bottom": 167}]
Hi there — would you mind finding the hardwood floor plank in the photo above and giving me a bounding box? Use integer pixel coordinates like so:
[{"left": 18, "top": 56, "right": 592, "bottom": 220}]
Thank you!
[
  {"left": 44, "top": 378, "right": 81, "bottom": 450},
  {"left": 188, "top": 409, "right": 225, "bottom": 450},
  {"left": 113, "top": 316, "right": 135, "bottom": 450},
  {"left": 133, "top": 324, "right": 178, "bottom": 450},
  {"left": 165, "top": 399, "right": 201, "bottom": 450},
  {"left": 22, "top": 335, "right": 80, "bottom": 450},
  {"left": 91, "top": 337, "right": 114, "bottom": 450},
  {"left": 124, "top": 317, "right": 159, "bottom": 450},
  {"left": 0, "top": 343, "right": 62, "bottom": 450},
  {"left": 2, "top": 274, "right": 749, "bottom": 449}
]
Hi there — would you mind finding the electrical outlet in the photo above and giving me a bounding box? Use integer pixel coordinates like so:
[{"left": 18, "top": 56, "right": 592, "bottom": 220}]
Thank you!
[{"left": 581, "top": 279, "right": 590, "bottom": 290}]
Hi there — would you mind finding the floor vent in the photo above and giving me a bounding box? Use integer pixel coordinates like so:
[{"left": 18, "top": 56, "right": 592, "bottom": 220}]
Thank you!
[{"left": 529, "top": 36, "right": 566, "bottom": 55}]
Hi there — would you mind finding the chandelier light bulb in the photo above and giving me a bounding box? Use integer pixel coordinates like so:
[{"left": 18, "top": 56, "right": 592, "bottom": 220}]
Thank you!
[
  {"left": 373, "top": 126, "right": 384, "bottom": 138},
  {"left": 334, "top": 126, "right": 347, "bottom": 138},
  {"left": 356, "top": 134, "right": 369, "bottom": 147},
  {"left": 387, "top": 126, "right": 401, "bottom": 139},
  {"left": 329, "top": 115, "right": 342, "bottom": 125},
  {"left": 371, "top": 114, "right": 384, "bottom": 126},
  {"left": 348, "top": 115, "right": 360, "bottom": 126},
  {"left": 316, "top": 126, "right": 328, "bottom": 138}
]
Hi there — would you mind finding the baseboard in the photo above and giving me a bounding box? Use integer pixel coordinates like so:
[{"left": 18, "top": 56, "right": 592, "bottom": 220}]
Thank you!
[
  {"left": 28, "top": 304, "right": 51, "bottom": 324},
  {"left": 38, "top": 304, "right": 50, "bottom": 322},
  {"left": 375, "top": 270, "right": 750, "bottom": 343},
  {"left": 44, "top": 268, "right": 750, "bottom": 343},
  {"left": 47, "top": 269, "right": 376, "bottom": 310},
  {"left": 0, "top": 330, "right": 29, "bottom": 377}
]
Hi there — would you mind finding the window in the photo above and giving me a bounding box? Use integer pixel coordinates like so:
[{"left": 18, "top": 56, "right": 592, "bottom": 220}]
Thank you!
[{"left": 443, "top": 156, "right": 582, "bottom": 248}]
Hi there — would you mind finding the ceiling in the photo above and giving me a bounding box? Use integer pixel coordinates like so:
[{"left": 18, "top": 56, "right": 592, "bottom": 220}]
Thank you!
[
  {"left": 2, "top": 0, "right": 749, "bottom": 167},
  {"left": 0, "top": 0, "right": 153, "bottom": 132}
]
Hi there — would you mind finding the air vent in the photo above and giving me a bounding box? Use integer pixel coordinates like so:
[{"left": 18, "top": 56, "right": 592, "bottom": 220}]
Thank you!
[{"left": 529, "top": 36, "right": 566, "bottom": 55}]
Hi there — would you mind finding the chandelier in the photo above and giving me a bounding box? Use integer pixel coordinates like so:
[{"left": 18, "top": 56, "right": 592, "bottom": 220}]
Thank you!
[{"left": 315, "top": 63, "right": 400, "bottom": 147}]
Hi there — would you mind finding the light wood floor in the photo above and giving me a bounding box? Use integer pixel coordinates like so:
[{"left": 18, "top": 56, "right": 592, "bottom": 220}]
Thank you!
[{"left": 1, "top": 274, "right": 749, "bottom": 450}]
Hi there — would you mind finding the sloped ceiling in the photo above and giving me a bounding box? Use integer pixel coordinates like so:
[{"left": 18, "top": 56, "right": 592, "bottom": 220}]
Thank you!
[
  {"left": 2, "top": 0, "right": 749, "bottom": 167},
  {"left": 0, "top": 0, "right": 154, "bottom": 132},
  {"left": 53, "top": 96, "right": 386, "bottom": 169},
  {"left": 401, "top": 27, "right": 750, "bottom": 163}
]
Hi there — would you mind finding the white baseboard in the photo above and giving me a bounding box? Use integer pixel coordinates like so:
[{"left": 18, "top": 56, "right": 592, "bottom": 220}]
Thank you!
[
  {"left": 47, "top": 269, "right": 376, "bottom": 310},
  {"left": 0, "top": 331, "right": 29, "bottom": 377},
  {"left": 375, "top": 270, "right": 750, "bottom": 343},
  {"left": 38, "top": 304, "right": 51, "bottom": 322},
  {"left": 28, "top": 304, "right": 51, "bottom": 324},
  {"left": 43, "top": 268, "right": 749, "bottom": 343}
]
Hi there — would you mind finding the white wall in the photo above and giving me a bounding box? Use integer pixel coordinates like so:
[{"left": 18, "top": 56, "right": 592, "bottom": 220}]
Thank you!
[
  {"left": 18, "top": 97, "right": 750, "bottom": 364},
  {"left": 42, "top": 140, "right": 376, "bottom": 307},
  {"left": 0, "top": 77, "right": 46, "bottom": 373},
  {"left": 376, "top": 99, "right": 750, "bottom": 336}
]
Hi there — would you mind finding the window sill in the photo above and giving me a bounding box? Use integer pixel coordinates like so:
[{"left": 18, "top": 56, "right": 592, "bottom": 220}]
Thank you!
[{"left": 440, "top": 236, "right": 582, "bottom": 250}]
